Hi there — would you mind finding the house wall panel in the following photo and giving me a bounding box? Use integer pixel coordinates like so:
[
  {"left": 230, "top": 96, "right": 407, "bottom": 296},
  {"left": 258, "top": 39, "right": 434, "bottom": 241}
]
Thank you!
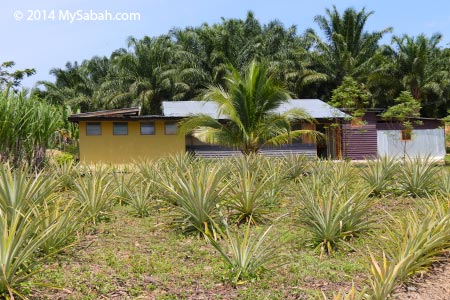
[
  {"left": 377, "top": 128, "right": 445, "bottom": 159},
  {"left": 78, "top": 120, "right": 185, "bottom": 164},
  {"left": 342, "top": 124, "right": 378, "bottom": 160}
]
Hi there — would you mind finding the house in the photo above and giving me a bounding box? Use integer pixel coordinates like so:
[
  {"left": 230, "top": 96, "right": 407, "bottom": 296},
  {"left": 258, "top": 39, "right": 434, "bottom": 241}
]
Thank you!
[
  {"left": 68, "top": 99, "right": 348, "bottom": 164},
  {"left": 341, "top": 111, "right": 446, "bottom": 160}
]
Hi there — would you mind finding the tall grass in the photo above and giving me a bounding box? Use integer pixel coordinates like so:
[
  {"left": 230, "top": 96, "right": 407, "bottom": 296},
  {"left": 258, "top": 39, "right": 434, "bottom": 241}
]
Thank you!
[{"left": 0, "top": 90, "right": 61, "bottom": 169}]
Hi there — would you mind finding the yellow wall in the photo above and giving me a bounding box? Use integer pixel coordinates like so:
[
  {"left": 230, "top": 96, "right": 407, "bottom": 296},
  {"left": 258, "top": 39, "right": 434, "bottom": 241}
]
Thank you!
[{"left": 78, "top": 120, "right": 185, "bottom": 164}]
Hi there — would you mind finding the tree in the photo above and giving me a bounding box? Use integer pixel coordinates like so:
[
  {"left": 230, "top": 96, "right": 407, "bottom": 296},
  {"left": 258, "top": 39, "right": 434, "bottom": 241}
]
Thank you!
[
  {"left": 381, "top": 91, "right": 422, "bottom": 158},
  {"left": 0, "top": 61, "right": 35, "bottom": 91},
  {"left": 330, "top": 76, "right": 371, "bottom": 117},
  {"left": 100, "top": 35, "right": 188, "bottom": 114},
  {"left": 180, "top": 61, "right": 319, "bottom": 155},
  {"left": 369, "top": 34, "right": 450, "bottom": 117},
  {"left": 308, "top": 6, "right": 392, "bottom": 95}
]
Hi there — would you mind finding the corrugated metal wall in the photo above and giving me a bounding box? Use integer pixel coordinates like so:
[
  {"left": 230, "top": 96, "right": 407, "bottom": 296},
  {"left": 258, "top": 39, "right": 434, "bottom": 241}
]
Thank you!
[
  {"left": 342, "top": 125, "right": 378, "bottom": 159},
  {"left": 186, "top": 144, "right": 317, "bottom": 158},
  {"left": 377, "top": 129, "right": 446, "bottom": 159},
  {"left": 342, "top": 113, "right": 378, "bottom": 160}
]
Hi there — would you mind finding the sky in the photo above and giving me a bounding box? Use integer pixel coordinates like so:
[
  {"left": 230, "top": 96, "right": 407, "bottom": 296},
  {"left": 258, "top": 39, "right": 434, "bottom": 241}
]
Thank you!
[{"left": 2, "top": 0, "right": 450, "bottom": 89}]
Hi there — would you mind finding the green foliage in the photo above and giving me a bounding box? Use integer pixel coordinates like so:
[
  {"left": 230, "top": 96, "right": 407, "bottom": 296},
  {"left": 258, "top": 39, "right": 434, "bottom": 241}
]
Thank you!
[
  {"left": 397, "top": 156, "right": 439, "bottom": 197},
  {"left": 0, "top": 90, "right": 62, "bottom": 169},
  {"left": 124, "top": 180, "right": 154, "bottom": 218},
  {"left": 308, "top": 6, "right": 392, "bottom": 88},
  {"left": 0, "top": 61, "right": 35, "bottom": 91},
  {"left": 73, "top": 166, "right": 116, "bottom": 224},
  {"left": 207, "top": 220, "right": 281, "bottom": 284},
  {"left": 330, "top": 76, "right": 371, "bottom": 117},
  {"left": 296, "top": 164, "right": 373, "bottom": 254},
  {"left": 156, "top": 162, "right": 228, "bottom": 238},
  {"left": 226, "top": 156, "right": 284, "bottom": 224},
  {"left": 0, "top": 164, "right": 83, "bottom": 297},
  {"left": 368, "top": 200, "right": 450, "bottom": 300},
  {"left": 381, "top": 91, "right": 421, "bottom": 127},
  {"left": 359, "top": 156, "right": 398, "bottom": 196},
  {"left": 53, "top": 152, "right": 75, "bottom": 165},
  {"left": 180, "top": 61, "right": 319, "bottom": 154}
]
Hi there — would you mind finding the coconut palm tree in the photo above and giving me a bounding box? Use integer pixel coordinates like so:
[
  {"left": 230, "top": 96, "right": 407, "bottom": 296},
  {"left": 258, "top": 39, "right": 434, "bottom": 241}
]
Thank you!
[{"left": 180, "top": 61, "right": 319, "bottom": 155}]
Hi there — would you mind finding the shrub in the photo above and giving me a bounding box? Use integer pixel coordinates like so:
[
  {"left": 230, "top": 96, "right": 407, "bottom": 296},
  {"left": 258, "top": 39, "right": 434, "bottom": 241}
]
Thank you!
[
  {"left": 207, "top": 219, "right": 281, "bottom": 284},
  {"left": 296, "top": 173, "right": 373, "bottom": 255},
  {"left": 226, "top": 156, "right": 284, "bottom": 224},
  {"left": 396, "top": 156, "right": 439, "bottom": 197},
  {"left": 368, "top": 201, "right": 450, "bottom": 299},
  {"left": 359, "top": 156, "right": 398, "bottom": 196},
  {"left": 156, "top": 163, "right": 228, "bottom": 238},
  {"left": 124, "top": 180, "right": 154, "bottom": 218},
  {"left": 73, "top": 165, "right": 116, "bottom": 224}
]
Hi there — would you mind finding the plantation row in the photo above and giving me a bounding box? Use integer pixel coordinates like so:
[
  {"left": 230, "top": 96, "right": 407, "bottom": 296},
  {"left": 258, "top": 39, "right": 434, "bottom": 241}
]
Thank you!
[{"left": 1, "top": 155, "right": 450, "bottom": 299}]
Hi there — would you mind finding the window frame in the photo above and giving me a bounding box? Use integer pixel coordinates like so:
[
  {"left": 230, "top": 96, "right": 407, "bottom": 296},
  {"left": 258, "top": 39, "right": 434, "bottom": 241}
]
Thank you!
[
  {"left": 86, "top": 122, "right": 102, "bottom": 136},
  {"left": 140, "top": 122, "right": 156, "bottom": 135},
  {"left": 401, "top": 128, "right": 412, "bottom": 141},
  {"left": 113, "top": 122, "right": 128, "bottom": 136},
  {"left": 164, "top": 122, "right": 178, "bottom": 135}
]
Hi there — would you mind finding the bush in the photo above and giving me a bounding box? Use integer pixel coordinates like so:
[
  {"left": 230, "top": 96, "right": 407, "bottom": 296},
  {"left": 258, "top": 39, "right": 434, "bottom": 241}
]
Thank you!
[
  {"left": 156, "top": 162, "right": 228, "bottom": 238},
  {"left": 207, "top": 219, "right": 281, "bottom": 284},
  {"left": 296, "top": 171, "right": 373, "bottom": 255}
]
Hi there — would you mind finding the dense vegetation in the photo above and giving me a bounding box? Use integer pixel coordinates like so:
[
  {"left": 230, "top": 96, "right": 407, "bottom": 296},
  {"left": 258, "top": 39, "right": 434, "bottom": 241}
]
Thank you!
[
  {"left": 0, "top": 155, "right": 449, "bottom": 299},
  {"left": 22, "top": 6, "right": 450, "bottom": 118}
]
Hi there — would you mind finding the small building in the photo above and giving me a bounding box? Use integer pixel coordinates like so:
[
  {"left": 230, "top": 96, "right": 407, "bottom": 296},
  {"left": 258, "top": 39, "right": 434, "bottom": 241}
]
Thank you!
[
  {"left": 68, "top": 107, "right": 186, "bottom": 164},
  {"left": 342, "top": 111, "right": 446, "bottom": 160},
  {"left": 68, "top": 99, "right": 348, "bottom": 164}
]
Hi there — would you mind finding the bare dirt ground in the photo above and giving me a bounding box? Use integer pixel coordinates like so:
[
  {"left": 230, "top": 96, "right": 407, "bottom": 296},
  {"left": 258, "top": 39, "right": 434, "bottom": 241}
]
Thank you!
[{"left": 394, "top": 261, "right": 450, "bottom": 300}]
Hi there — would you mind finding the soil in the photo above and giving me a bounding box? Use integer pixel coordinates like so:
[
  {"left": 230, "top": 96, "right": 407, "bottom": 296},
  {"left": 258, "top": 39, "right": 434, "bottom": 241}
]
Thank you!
[{"left": 394, "top": 261, "right": 450, "bottom": 300}]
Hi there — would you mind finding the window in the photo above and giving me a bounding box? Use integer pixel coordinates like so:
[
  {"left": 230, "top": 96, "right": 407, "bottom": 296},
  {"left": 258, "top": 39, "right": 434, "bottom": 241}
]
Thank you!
[
  {"left": 140, "top": 122, "right": 155, "bottom": 135},
  {"left": 401, "top": 128, "right": 412, "bottom": 141},
  {"left": 86, "top": 122, "right": 101, "bottom": 136},
  {"left": 165, "top": 122, "right": 178, "bottom": 135},
  {"left": 113, "top": 122, "right": 128, "bottom": 135}
]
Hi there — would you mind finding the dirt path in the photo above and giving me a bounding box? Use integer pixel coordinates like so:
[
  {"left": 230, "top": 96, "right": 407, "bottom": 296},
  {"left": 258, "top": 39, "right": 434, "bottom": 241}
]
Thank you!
[{"left": 394, "top": 262, "right": 450, "bottom": 300}]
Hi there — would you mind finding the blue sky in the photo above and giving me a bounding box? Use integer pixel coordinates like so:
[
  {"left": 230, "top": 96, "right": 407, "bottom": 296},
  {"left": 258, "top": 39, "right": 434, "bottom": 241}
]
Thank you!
[{"left": 2, "top": 0, "right": 450, "bottom": 88}]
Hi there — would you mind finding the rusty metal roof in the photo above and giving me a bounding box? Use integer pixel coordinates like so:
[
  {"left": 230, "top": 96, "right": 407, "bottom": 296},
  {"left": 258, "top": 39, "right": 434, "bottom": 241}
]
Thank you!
[{"left": 68, "top": 107, "right": 141, "bottom": 121}]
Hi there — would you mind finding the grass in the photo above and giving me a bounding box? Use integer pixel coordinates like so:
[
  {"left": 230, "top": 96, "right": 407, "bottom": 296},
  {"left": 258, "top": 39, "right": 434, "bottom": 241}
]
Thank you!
[
  {"left": 30, "top": 206, "right": 371, "bottom": 299},
  {"left": 2, "top": 156, "right": 448, "bottom": 299}
]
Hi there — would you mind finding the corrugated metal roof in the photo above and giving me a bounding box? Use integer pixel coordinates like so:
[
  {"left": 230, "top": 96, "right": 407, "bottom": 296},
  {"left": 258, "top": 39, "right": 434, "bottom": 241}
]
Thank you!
[
  {"left": 163, "top": 101, "right": 223, "bottom": 118},
  {"left": 69, "top": 107, "right": 140, "bottom": 121},
  {"left": 162, "top": 99, "right": 348, "bottom": 119}
]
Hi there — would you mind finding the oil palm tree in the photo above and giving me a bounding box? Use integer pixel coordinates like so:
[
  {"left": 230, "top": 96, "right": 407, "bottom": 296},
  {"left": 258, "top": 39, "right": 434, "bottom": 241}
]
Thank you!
[
  {"left": 100, "top": 35, "right": 189, "bottom": 114},
  {"left": 308, "top": 6, "right": 392, "bottom": 91},
  {"left": 180, "top": 61, "right": 319, "bottom": 155},
  {"left": 370, "top": 34, "right": 450, "bottom": 116}
]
